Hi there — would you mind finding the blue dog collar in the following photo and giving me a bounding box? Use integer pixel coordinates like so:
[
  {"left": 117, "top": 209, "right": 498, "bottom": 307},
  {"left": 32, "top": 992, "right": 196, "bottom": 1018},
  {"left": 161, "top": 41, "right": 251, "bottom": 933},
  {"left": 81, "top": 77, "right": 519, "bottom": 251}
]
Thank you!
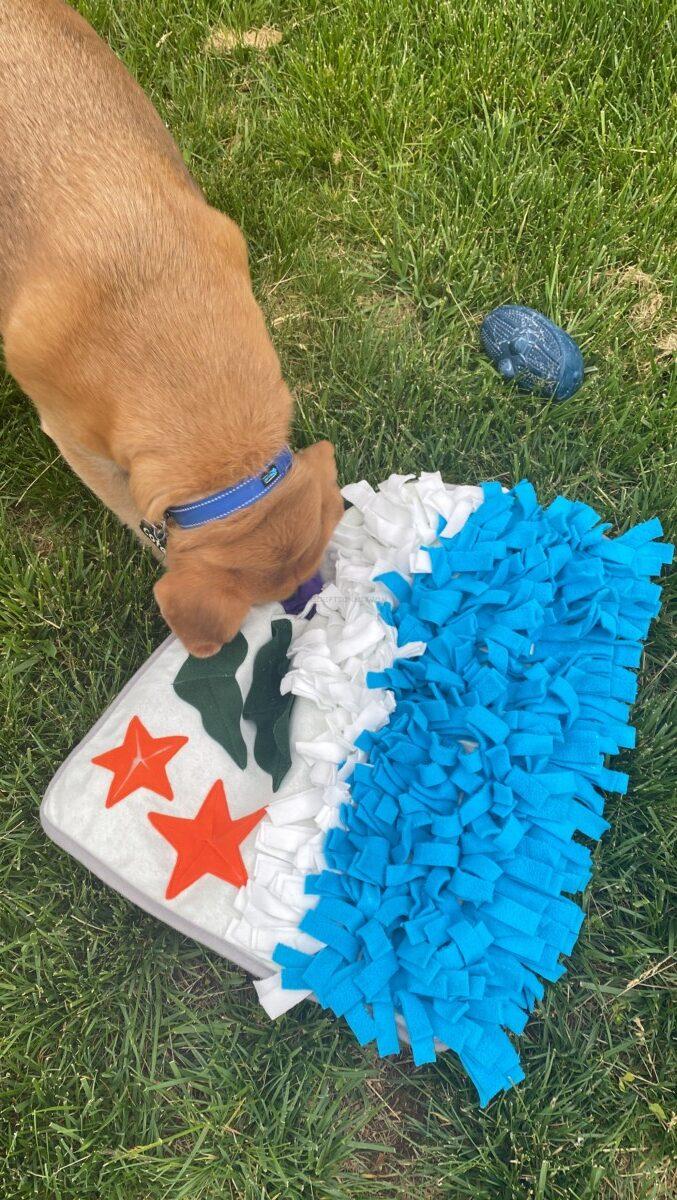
[
  {"left": 168, "top": 446, "right": 293, "bottom": 529},
  {"left": 140, "top": 446, "right": 293, "bottom": 552}
]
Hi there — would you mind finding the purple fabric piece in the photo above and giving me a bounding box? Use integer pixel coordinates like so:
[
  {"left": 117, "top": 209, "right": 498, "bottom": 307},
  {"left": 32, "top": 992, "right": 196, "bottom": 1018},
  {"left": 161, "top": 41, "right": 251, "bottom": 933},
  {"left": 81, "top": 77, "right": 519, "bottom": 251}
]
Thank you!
[{"left": 282, "top": 572, "right": 324, "bottom": 616}]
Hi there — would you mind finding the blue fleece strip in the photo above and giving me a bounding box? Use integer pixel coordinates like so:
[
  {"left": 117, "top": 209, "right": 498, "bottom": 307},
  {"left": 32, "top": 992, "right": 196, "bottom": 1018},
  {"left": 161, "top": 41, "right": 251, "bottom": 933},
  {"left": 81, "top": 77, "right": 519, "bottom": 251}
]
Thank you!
[{"left": 275, "top": 480, "right": 672, "bottom": 1106}]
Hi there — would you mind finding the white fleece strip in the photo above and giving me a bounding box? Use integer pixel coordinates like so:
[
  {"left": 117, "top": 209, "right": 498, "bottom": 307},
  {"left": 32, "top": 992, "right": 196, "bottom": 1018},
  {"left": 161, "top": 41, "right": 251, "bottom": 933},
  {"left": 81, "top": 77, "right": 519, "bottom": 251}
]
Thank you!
[{"left": 225, "top": 474, "right": 484, "bottom": 1013}]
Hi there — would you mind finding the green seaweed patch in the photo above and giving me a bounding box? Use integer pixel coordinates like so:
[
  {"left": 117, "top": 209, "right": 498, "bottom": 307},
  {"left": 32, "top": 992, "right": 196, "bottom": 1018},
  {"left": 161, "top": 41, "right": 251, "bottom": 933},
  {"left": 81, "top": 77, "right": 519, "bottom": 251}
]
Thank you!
[
  {"left": 243, "top": 618, "right": 295, "bottom": 792},
  {"left": 173, "top": 634, "right": 248, "bottom": 769}
]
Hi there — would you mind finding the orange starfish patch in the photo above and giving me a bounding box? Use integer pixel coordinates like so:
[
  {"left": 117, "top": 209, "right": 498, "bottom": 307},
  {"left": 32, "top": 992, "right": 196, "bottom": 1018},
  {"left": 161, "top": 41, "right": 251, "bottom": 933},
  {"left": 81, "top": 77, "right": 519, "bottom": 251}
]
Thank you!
[
  {"left": 91, "top": 716, "right": 188, "bottom": 808},
  {"left": 148, "top": 780, "right": 266, "bottom": 900}
]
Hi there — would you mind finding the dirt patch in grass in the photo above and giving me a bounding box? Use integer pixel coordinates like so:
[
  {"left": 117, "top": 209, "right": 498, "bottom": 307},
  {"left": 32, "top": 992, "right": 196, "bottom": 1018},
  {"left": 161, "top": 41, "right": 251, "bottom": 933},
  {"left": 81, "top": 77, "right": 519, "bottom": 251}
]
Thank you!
[
  {"left": 341, "top": 1068, "right": 429, "bottom": 1185},
  {"left": 623, "top": 267, "right": 665, "bottom": 330},
  {"left": 206, "top": 26, "right": 283, "bottom": 55},
  {"left": 357, "top": 292, "right": 420, "bottom": 334},
  {"left": 600, "top": 265, "right": 668, "bottom": 329},
  {"left": 12, "top": 509, "right": 58, "bottom": 556},
  {"left": 597, "top": 265, "right": 676, "bottom": 363},
  {"left": 258, "top": 285, "right": 315, "bottom": 355}
]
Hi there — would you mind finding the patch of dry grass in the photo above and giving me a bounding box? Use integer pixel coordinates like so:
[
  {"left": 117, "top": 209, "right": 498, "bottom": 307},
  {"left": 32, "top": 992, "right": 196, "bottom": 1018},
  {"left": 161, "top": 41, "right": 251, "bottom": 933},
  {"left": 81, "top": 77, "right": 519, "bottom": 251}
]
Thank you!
[{"left": 205, "top": 25, "right": 282, "bottom": 55}]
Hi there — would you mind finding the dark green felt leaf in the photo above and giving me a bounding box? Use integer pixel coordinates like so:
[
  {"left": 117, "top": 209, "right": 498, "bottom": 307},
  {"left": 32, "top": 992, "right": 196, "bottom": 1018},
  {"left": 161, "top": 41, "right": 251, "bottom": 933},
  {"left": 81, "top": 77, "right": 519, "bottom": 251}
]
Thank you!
[
  {"left": 243, "top": 618, "right": 295, "bottom": 792},
  {"left": 173, "top": 633, "right": 248, "bottom": 769}
]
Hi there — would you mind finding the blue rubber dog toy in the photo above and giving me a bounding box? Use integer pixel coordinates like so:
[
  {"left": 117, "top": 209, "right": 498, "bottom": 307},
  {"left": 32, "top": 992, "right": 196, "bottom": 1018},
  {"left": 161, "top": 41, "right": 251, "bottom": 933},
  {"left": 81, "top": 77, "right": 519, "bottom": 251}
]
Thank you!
[{"left": 481, "top": 305, "right": 584, "bottom": 400}]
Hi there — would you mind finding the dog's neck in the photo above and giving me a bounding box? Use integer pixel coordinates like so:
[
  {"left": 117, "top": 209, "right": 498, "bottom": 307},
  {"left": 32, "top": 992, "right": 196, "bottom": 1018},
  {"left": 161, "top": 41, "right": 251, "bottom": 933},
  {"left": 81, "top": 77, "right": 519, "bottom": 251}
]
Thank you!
[
  {"left": 129, "top": 411, "right": 292, "bottom": 524},
  {"left": 98, "top": 229, "right": 295, "bottom": 524}
]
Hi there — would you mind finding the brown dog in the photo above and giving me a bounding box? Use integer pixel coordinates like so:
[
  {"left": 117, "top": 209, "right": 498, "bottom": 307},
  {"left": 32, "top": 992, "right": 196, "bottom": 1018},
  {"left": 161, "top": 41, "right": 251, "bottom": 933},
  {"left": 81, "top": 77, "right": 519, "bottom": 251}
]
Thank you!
[{"left": 0, "top": 0, "right": 343, "bottom": 656}]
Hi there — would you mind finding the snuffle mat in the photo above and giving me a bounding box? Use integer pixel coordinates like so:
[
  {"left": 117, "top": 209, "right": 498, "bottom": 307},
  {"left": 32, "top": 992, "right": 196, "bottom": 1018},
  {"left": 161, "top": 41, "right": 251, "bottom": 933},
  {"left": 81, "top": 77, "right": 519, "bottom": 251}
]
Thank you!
[{"left": 41, "top": 473, "right": 672, "bottom": 1105}]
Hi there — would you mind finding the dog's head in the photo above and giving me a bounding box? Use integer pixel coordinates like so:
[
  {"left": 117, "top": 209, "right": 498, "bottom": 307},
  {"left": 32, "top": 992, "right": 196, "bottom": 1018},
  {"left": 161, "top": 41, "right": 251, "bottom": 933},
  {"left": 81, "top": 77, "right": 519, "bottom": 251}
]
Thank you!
[{"left": 153, "top": 440, "right": 343, "bottom": 657}]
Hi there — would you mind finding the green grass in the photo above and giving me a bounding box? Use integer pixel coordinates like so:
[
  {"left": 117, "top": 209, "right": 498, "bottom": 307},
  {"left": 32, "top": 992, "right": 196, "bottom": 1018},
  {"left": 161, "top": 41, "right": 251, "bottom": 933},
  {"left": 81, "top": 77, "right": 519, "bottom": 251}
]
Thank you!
[{"left": 1, "top": 1, "right": 675, "bottom": 1196}]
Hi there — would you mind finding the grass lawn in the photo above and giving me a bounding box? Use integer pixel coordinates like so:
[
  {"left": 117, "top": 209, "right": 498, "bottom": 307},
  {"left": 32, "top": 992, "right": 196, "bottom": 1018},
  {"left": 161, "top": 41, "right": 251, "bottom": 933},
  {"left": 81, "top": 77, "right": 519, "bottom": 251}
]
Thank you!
[{"left": 1, "top": 1, "right": 675, "bottom": 1196}]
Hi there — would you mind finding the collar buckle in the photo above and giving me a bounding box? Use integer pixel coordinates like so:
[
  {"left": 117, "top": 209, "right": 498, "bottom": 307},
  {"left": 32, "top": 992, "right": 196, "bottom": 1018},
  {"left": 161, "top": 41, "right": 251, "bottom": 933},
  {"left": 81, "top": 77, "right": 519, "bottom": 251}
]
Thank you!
[{"left": 140, "top": 518, "right": 167, "bottom": 554}]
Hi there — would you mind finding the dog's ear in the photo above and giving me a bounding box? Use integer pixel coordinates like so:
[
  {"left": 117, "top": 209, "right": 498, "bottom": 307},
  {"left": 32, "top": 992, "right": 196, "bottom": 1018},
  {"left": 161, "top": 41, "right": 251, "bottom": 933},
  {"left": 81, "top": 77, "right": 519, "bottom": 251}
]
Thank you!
[
  {"left": 298, "top": 439, "right": 344, "bottom": 533},
  {"left": 154, "top": 567, "right": 250, "bottom": 658},
  {"left": 297, "top": 439, "right": 337, "bottom": 482}
]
